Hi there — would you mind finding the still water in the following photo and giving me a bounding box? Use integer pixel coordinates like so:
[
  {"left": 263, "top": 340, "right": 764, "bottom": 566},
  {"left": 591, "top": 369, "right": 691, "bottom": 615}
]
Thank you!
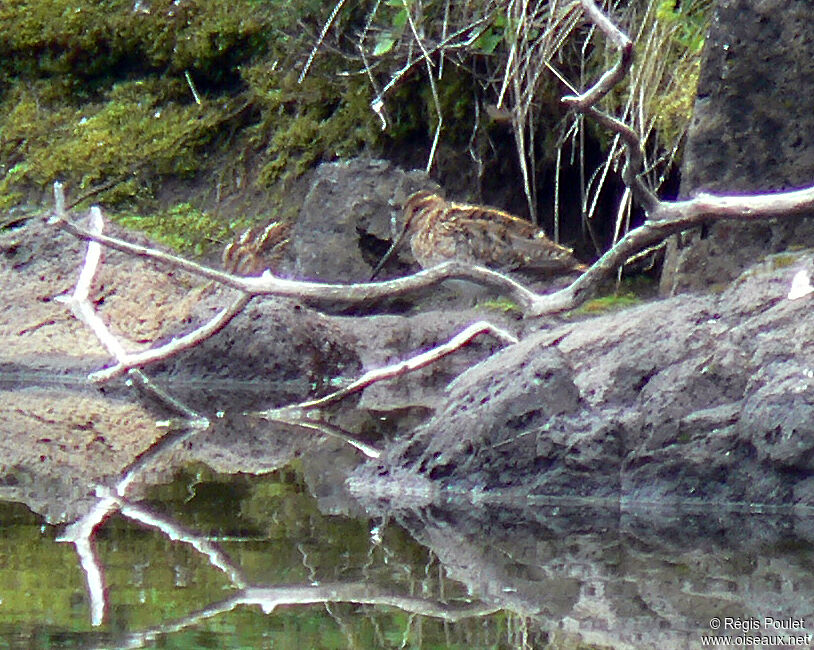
[
  {"left": 2, "top": 414, "right": 814, "bottom": 650},
  {"left": 2, "top": 459, "right": 814, "bottom": 649},
  {"left": 0, "top": 464, "right": 527, "bottom": 649}
]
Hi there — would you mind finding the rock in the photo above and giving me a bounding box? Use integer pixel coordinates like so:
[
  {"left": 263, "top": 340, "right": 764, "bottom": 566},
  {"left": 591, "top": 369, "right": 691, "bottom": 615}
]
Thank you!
[
  {"left": 660, "top": 0, "right": 814, "bottom": 295},
  {"left": 354, "top": 251, "right": 814, "bottom": 508},
  {"left": 0, "top": 186, "right": 518, "bottom": 521},
  {"left": 5, "top": 156, "right": 814, "bottom": 523},
  {"left": 280, "top": 158, "right": 438, "bottom": 283}
]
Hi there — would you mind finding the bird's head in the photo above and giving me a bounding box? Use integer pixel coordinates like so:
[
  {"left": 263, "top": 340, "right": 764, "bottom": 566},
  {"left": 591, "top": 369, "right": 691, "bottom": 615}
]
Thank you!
[
  {"left": 401, "top": 190, "right": 444, "bottom": 232},
  {"left": 369, "top": 190, "right": 443, "bottom": 281}
]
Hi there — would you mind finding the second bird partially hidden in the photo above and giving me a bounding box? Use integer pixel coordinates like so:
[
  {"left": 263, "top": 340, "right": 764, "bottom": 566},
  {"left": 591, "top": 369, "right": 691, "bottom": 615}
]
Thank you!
[{"left": 370, "top": 191, "right": 585, "bottom": 280}]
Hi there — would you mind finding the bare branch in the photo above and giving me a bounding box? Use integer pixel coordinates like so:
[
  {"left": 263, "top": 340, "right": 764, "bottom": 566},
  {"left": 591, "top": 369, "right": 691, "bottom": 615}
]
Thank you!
[
  {"left": 529, "top": 185, "right": 814, "bottom": 314},
  {"left": 584, "top": 106, "right": 658, "bottom": 212},
  {"left": 259, "top": 321, "right": 519, "bottom": 417},
  {"left": 53, "top": 206, "right": 130, "bottom": 362},
  {"left": 90, "top": 292, "right": 251, "bottom": 382},
  {"left": 50, "top": 184, "right": 209, "bottom": 427},
  {"left": 51, "top": 180, "right": 814, "bottom": 326},
  {"left": 562, "top": 0, "right": 633, "bottom": 110},
  {"left": 250, "top": 321, "right": 518, "bottom": 458},
  {"left": 560, "top": 0, "right": 659, "bottom": 212},
  {"left": 50, "top": 212, "right": 544, "bottom": 313}
]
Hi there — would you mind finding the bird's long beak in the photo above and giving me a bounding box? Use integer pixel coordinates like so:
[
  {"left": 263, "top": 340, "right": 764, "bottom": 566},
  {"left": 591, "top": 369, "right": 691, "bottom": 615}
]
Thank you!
[{"left": 369, "top": 226, "right": 409, "bottom": 281}]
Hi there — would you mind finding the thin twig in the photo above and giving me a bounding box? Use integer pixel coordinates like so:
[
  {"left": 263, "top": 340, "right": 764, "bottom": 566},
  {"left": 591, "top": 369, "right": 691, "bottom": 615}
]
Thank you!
[
  {"left": 299, "top": 0, "right": 348, "bottom": 83},
  {"left": 372, "top": 16, "right": 491, "bottom": 106},
  {"left": 401, "top": 0, "right": 444, "bottom": 172}
]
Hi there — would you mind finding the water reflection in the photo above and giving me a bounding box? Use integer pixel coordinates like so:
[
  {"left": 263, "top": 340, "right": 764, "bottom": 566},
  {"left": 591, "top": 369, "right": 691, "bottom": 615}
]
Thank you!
[
  {"left": 383, "top": 500, "right": 814, "bottom": 649},
  {"left": 0, "top": 468, "right": 510, "bottom": 649},
  {"left": 2, "top": 417, "right": 814, "bottom": 648}
]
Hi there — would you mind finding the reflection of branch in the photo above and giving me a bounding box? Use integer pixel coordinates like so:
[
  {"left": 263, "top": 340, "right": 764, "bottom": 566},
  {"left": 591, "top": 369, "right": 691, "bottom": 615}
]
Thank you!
[
  {"left": 57, "top": 495, "right": 119, "bottom": 626},
  {"left": 57, "top": 425, "right": 203, "bottom": 625},
  {"left": 88, "top": 583, "right": 499, "bottom": 649},
  {"left": 120, "top": 500, "right": 247, "bottom": 587},
  {"left": 236, "top": 584, "right": 499, "bottom": 619},
  {"left": 261, "top": 415, "right": 383, "bottom": 459},
  {"left": 61, "top": 487, "right": 251, "bottom": 628}
]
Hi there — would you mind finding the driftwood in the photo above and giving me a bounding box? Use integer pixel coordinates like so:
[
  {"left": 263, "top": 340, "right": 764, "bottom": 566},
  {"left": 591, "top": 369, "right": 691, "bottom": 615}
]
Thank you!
[{"left": 50, "top": 184, "right": 517, "bottom": 458}]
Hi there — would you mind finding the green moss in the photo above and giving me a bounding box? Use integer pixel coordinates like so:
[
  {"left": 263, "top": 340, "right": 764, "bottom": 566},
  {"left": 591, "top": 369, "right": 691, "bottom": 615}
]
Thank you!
[
  {"left": 647, "top": 0, "right": 710, "bottom": 145},
  {"left": 651, "top": 59, "right": 701, "bottom": 144},
  {"left": 0, "top": 0, "right": 714, "bottom": 254},
  {"left": 765, "top": 252, "right": 802, "bottom": 270},
  {"left": 0, "top": 0, "right": 274, "bottom": 81},
  {"left": 0, "top": 78, "right": 236, "bottom": 209},
  {"left": 571, "top": 293, "right": 642, "bottom": 316},
  {"left": 242, "top": 66, "right": 381, "bottom": 187},
  {"left": 0, "top": 0, "right": 380, "bottom": 216},
  {"left": 480, "top": 297, "right": 523, "bottom": 314},
  {"left": 116, "top": 202, "right": 253, "bottom": 255}
]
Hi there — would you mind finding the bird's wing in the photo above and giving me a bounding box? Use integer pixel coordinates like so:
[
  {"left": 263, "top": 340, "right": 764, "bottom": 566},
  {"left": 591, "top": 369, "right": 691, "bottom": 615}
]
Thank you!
[{"left": 452, "top": 215, "right": 578, "bottom": 270}]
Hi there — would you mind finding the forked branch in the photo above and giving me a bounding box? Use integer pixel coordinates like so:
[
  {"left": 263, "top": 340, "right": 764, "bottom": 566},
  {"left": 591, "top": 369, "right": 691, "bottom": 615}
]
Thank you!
[
  {"left": 561, "top": 0, "right": 657, "bottom": 212},
  {"left": 50, "top": 185, "right": 518, "bottom": 454}
]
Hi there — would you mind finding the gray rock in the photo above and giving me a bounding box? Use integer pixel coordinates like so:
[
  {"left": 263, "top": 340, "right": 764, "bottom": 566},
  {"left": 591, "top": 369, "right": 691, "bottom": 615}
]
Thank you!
[
  {"left": 6, "top": 156, "right": 814, "bottom": 521},
  {"left": 281, "top": 158, "right": 438, "bottom": 283},
  {"left": 660, "top": 0, "right": 814, "bottom": 295},
  {"left": 355, "top": 250, "right": 814, "bottom": 509}
]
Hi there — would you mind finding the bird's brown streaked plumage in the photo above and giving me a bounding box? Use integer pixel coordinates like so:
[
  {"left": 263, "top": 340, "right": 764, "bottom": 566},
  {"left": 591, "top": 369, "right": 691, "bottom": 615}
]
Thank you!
[
  {"left": 370, "top": 191, "right": 585, "bottom": 280},
  {"left": 221, "top": 221, "right": 290, "bottom": 276}
]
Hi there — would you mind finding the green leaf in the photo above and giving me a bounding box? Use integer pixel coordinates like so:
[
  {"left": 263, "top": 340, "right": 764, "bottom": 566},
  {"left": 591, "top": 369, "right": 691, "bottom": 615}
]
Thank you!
[
  {"left": 373, "top": 35, "right": 396, "bottom": 56},
  {"left": 657, "top": 0, "right": 678, "bottom": 22},
  {"left": 392, "top": 8, "right": 408, "bottom": 29},
  {"left": 475, "top": 29, "right": 502, "bottom": 54}
]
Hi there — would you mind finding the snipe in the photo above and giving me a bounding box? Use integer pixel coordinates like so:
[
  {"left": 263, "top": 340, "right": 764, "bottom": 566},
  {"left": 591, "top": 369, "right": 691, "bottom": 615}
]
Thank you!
[
  {"left": 370, "top": 191, "right": 585, "bottom": 280},
  {"left": 222, "top": 221, "right": 290, "bottom": 276}
]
